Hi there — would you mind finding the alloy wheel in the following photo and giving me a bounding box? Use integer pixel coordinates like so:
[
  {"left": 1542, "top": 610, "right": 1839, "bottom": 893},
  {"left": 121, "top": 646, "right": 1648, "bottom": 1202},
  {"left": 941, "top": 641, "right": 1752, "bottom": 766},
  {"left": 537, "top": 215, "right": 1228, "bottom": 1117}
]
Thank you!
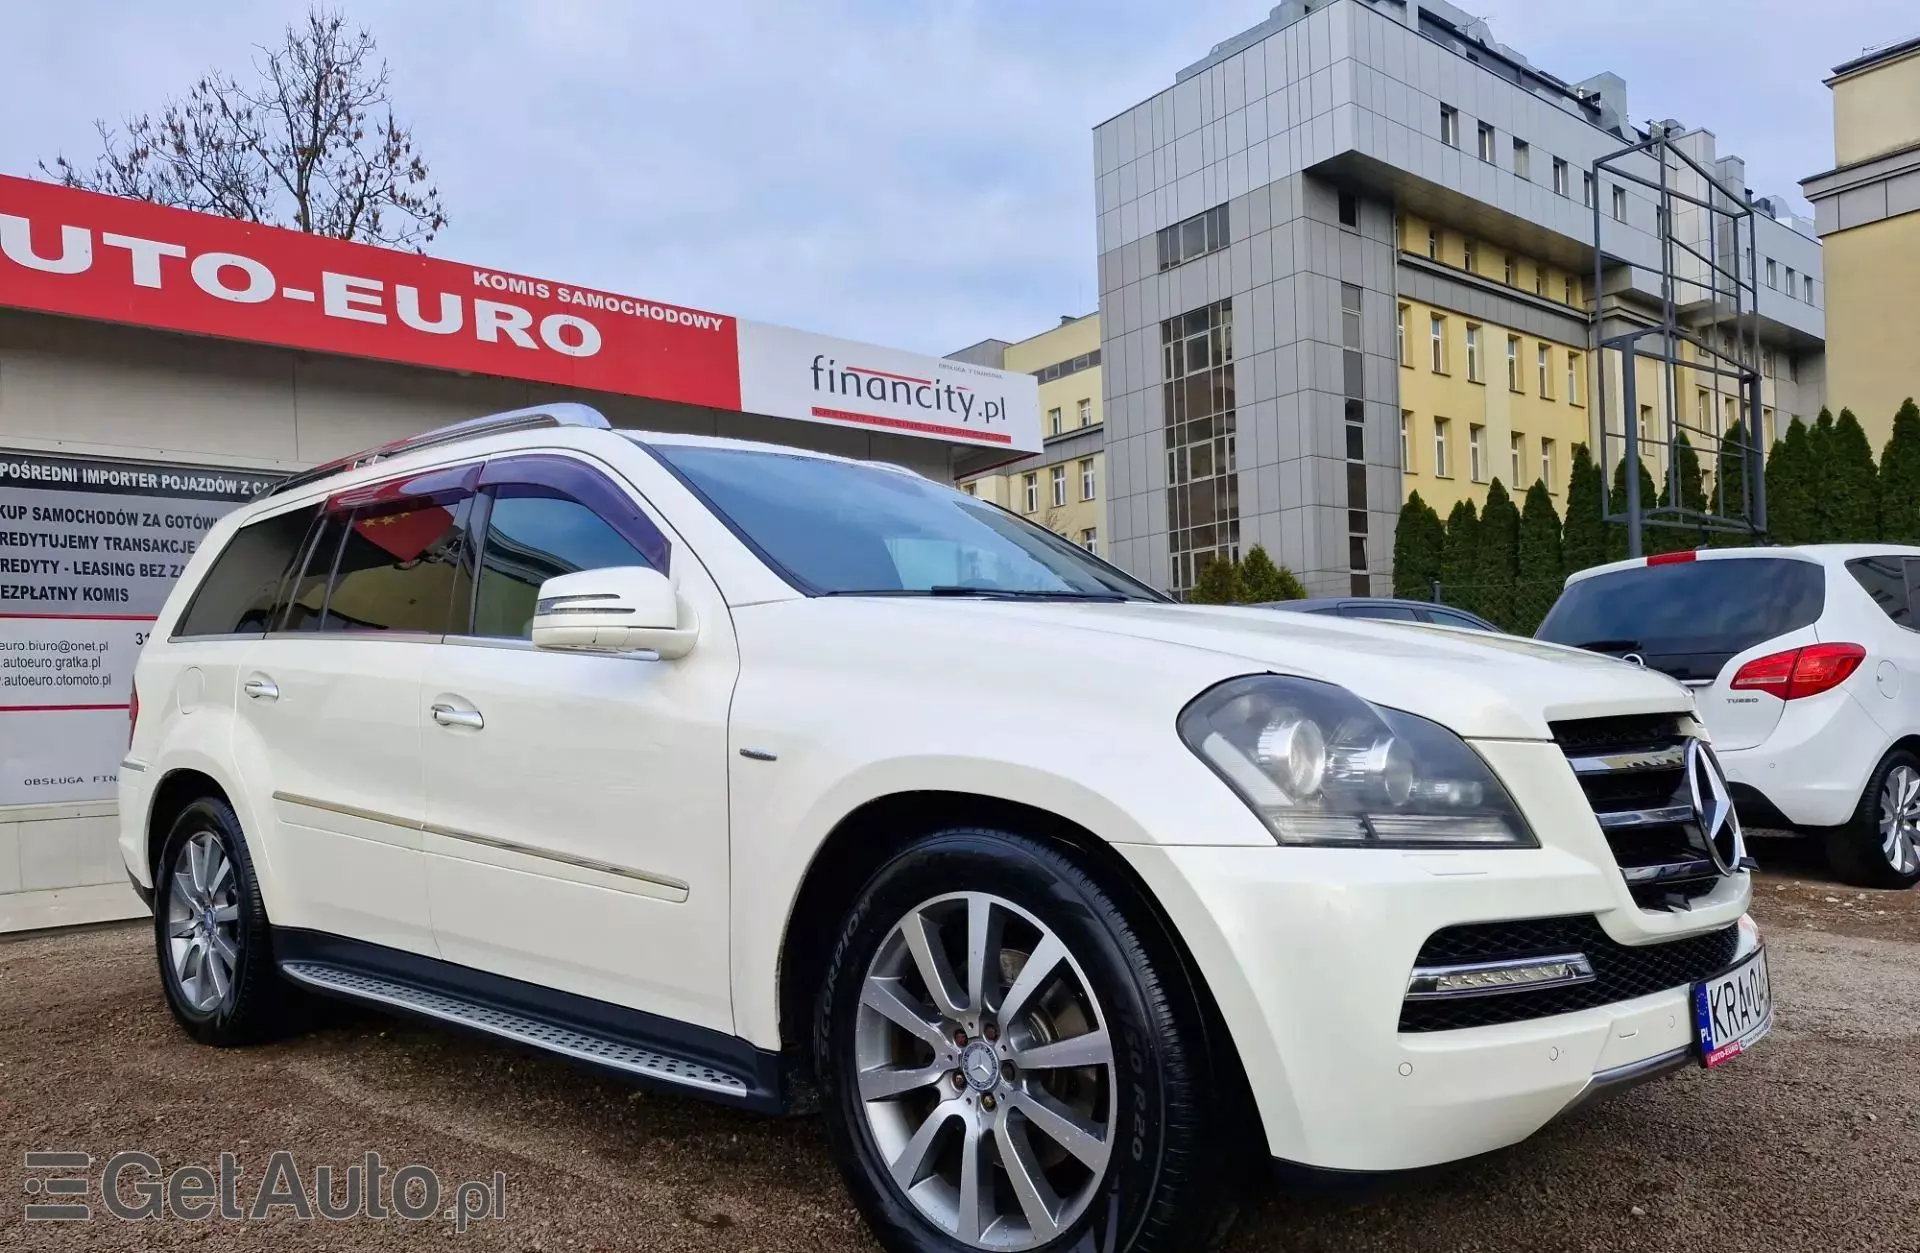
[
  {"left": 166, "top": 831, "right": 242, "bottom": 1014},
  {"left": 854, "top": 891, "right": 1116, "bottom": 1251},
  {"left": 1879, "top": 765, "right": 1920, "bottom": 876}
]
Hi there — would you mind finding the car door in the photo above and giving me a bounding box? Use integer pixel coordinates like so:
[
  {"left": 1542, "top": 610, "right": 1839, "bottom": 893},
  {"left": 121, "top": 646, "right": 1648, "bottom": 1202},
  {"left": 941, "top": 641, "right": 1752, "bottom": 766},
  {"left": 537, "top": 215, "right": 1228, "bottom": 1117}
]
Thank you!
[
  {"left": 1846, "top": 554, "right": 1920, "bottom": 738},
  {"left": 418, "top": 453, "right": 737, "bottom": 1032},
  {"left": 233, "top": 462, "right": 479, "bottom": 956}
]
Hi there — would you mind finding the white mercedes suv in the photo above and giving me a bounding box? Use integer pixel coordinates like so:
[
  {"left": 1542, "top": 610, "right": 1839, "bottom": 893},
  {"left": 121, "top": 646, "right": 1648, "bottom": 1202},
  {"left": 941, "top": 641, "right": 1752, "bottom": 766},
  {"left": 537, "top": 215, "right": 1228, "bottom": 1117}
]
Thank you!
[{"left": 120, "top": 405, "right": 1770, "bottom": 1253}]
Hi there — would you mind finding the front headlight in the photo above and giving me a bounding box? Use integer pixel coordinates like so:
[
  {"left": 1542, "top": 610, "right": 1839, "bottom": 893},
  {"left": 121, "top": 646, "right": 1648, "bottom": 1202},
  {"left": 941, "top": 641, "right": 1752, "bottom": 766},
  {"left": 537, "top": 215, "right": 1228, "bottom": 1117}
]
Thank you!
[{"left": 1177, "top": 675, "right": 1536, "bottom": 848}]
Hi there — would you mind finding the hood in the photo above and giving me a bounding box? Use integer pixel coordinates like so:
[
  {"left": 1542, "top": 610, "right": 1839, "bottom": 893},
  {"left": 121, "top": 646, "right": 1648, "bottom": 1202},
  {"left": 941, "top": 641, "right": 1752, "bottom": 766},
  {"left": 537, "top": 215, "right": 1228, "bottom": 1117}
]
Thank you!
[{"left": 871, "top": 599, "right": 1694, "bottom": 740}]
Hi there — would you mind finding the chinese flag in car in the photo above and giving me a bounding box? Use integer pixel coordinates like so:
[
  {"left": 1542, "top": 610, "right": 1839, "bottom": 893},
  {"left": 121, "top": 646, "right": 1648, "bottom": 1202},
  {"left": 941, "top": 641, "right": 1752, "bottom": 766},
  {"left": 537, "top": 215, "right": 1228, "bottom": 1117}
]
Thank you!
[{"left": 354, "top": 506, "right": 453, "bottom": 563}]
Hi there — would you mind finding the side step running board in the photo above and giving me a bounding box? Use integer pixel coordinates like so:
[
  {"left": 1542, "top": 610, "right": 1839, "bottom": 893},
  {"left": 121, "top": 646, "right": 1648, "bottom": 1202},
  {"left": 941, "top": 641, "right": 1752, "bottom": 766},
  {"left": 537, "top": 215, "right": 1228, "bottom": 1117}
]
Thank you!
[{"left": 280, "top": 961, "right": 751, "bottom": 1099}]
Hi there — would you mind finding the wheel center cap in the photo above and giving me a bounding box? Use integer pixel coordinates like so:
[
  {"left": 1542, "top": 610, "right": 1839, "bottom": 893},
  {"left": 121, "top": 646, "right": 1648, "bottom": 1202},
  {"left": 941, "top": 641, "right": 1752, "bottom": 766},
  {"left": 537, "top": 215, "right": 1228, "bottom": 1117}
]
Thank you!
[{"left": 960, "top": 1040, "right": 998, "bottom": 1091}]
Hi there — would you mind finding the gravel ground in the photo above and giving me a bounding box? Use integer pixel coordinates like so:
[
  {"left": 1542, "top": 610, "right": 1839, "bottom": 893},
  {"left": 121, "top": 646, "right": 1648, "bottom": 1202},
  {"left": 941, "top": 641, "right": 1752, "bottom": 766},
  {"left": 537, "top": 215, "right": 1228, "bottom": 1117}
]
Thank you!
[{"left": 3, "top": 846, "right": 1916, "bottom": 1252}]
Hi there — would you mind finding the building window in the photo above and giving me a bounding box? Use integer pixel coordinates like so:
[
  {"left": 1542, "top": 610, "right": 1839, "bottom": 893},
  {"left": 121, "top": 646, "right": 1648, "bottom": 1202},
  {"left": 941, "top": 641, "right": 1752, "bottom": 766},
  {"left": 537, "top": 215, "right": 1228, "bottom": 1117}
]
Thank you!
[
  {"left": 1541, "top": 438, "right": 1557, "bottom": 491},
  {"left": 1080, "top": 457, "right": 1096, "bottom": 501},
  {"left": 1804, "top": 274, "right": 1815, "bottom": 303},
  {"left": 1048, "top": 407, "right": 1062, "bottom": 436},
  {"left": 1789, "top": 354, "right": 1799, "bottom": 383},
  {"left": 1534, "top": 266, "right": 1546, "bottom": 297},
  {"left": 1553, "top": 158, "right": 1570, "bottom": 197},
  {"left": 1397, "top": 303, "right": 1409, "bottom": 366},
  {"left": 1567, "top": 350, "right": 1582, "bottom": 405},
  {"left": 1427, "top": 228, "right": 1439, "bottom": 260},
  {"left": 1338, "top": 190, "right": 1358, "bottom": 228},
  {"left": 1161, "top": 299, "right": 1239, "bottom": 593},
  {"left": 1537, "top": 344, "right": 1553, "bottom": 398},
  {"left": 1462, "top": 239, "right": 1476, "bottom": 273},
  {"left": 1022, "top": 473, "right": 1037, "bottom": 513},
  {"left": 1477, "top": 122, "right": 1496, "bottom": 162},
  {"left": 1564, "top": 276, "right": 1575, "bottom": 305},
  {"left": 1440, "top": 105, "right": 1459, "bottom": 148},
  {"left": 1611, "top": 185, "right": 1627, "bottom": 222},
  {"left": 1762, "top": 348, "right": 1776, "bottom": 379},
  {"left": 1079, "top": 527, "right": 1098, "bottom": 554},
  {"left": 1401, "top": 411, "right": 1413, "bottom": 473},
  {"left": 1434, "top": 417, "right": 1451, "bottom": 478},
  {"left": 1583, "top": 172, "right": 1595, "bottom": 207},
  {"left": 963, "top": 481, "right": 977, "bottom": 497},
  {"left": 1429, "top": 314, "right": 1446, "bottom": 373},
  {"left": 1507, "top": 335, "right": 1521, "bottom": 391},
  {"left": 1639, "top": 406, "right": 1654, "bottom": 457},
  {"left": 1465, "top": 324, "right": 1482, "bottom": 382},
  {"left": 1510, "top": 432, "right": 1524, "bottom": 486},
  {"left": 1765, "top": 258, "right": 1778, "bottom": 289},
  {"left": 1469, "top": 424, "right": 1486, "bottom": 483},
  {"left": 1156, "top": 203, "right": 1230, "bottom": 271},
  {"left": 1050, "top": 464, "right": 1067, "bottom": 508},
  {"left": 1697, "top": 389, "right": 1712, "bottom": 435},
  {"left": 1785, "top": 266, "right": 1796, "bottom": 296},
  {"left": 1513, "top": 138, "right": 1531, "bottom": 180}
]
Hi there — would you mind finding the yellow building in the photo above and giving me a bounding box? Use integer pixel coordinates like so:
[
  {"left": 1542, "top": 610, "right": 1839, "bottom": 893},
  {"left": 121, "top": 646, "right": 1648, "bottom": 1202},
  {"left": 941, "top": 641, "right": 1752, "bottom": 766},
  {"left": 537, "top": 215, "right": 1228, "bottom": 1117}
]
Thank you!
[
  {"left": 1398, "top": 207, "right": 1820, "bottom": 519},
  {"left": 1396, "top": 213, "right": 1592, "bottom": 515},
  {"left": 951, "top": 314, "right": 1105, "bottom": 554},
  {"left": 1804, "top": 34, "right": 1920, "bottom": 446}
]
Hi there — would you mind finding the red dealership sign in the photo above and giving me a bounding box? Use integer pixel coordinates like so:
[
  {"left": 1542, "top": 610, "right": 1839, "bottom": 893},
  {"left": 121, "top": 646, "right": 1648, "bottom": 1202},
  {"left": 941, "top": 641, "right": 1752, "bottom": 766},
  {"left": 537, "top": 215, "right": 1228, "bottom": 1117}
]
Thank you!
[
  {"left": 0, "top": 173, "right": 740, "bottom": 411},
  {"left": 0, "top": 173, "right": 1041, "bottom": 452}
]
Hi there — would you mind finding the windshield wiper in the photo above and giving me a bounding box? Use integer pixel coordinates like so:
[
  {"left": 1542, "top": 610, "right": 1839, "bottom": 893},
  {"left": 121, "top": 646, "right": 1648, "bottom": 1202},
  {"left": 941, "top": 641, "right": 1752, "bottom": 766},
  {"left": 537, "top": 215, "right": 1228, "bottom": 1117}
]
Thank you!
[
  {"left": 1568, "top": 637, "right": 1643, "bottom": 652},
  {"left": 820, "top": 586, "right": 1130, "bottom": 602}
]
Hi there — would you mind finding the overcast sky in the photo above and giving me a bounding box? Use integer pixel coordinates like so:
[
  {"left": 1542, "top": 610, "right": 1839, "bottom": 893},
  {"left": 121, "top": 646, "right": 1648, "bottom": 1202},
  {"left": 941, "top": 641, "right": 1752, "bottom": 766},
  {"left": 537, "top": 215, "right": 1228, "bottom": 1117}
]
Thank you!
[{"left": 2, "top": 1, "right": 1912, "bottom": 355}]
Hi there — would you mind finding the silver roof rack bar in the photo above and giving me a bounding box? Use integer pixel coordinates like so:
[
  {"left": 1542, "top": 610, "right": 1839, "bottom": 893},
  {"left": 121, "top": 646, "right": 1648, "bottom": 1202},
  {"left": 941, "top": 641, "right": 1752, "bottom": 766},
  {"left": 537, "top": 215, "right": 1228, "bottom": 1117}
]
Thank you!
[{"left": 257, "top": 403, "right": 611, "bottom": 499}]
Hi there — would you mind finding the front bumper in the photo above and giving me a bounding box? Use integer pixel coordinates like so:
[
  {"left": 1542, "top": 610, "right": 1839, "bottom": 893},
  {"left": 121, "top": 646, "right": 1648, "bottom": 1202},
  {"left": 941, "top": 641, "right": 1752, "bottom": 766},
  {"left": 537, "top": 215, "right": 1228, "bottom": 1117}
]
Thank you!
[{"left": 1117, "top": 735, "right": 1757, "bottom": 1174}]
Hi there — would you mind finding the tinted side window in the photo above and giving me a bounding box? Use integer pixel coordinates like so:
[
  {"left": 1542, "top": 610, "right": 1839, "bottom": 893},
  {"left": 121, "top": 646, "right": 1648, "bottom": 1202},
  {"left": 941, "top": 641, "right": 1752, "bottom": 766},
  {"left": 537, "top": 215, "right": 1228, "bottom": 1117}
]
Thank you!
[
  {"left": 1428, "top": 608, "right": 1493, "bottom": 631},
  {"left": 1848, "top": 556, "right": 1915, "bottom": 629},
  {"left": 281, "top": 513, "right": 346, "bottom": 632},
  {"left": 471, "top": 489, "right": 652, "bottom": 638},
  {"left": 174, "top": 506, "right": 319, "bottom": 638},
  {"left": 315, "top": 496, "right": 475, "bottom": 634},
  {"left": 1342, "top": 603, "right": 1420, "bottom": 621}
]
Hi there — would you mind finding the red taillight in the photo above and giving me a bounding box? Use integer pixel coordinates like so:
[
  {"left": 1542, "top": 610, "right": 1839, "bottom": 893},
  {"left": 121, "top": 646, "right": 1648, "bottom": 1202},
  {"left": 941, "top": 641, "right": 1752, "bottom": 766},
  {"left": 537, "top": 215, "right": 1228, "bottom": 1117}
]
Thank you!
[
  {"left": 128, "top": 683, "right": 139, "bottom": 747},
  {"left": 1646, "top": 551, "right": 1698, "bottom": 566},
  {"left": 1729, "top": 643, "right": 1866, "bottom": 700}
]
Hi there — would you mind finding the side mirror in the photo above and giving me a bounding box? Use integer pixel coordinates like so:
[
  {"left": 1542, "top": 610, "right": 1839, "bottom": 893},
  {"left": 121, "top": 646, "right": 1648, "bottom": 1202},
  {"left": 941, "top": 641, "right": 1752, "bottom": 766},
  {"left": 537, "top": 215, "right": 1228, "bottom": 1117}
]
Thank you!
[{"left": 530, "top": 566, "right": 699, "bottom": 659}]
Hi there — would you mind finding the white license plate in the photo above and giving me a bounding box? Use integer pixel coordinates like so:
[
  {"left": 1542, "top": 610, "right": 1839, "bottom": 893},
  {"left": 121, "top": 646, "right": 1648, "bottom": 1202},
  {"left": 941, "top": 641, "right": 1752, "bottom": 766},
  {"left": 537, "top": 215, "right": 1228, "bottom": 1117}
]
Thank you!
[{"left": 1693, "top": 946, "right": 1772, "bottom": 1069}]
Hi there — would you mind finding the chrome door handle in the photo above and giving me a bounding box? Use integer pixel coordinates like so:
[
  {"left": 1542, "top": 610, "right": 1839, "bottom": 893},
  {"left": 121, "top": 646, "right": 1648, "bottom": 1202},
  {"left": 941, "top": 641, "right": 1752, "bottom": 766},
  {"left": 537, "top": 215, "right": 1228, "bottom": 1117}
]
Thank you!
[
  {"left": 243, "top": 678, "right": 279, "bottom": 701},
  {"left": 431, "top": 703, "right": 484, "bottom": 730}
]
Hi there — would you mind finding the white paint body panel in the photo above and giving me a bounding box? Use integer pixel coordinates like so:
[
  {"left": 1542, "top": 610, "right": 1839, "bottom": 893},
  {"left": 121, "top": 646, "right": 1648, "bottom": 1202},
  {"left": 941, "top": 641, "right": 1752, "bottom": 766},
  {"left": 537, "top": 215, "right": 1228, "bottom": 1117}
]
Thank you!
[{"left": 122, "top": 423, "right": 1755, "bottom": 1173}]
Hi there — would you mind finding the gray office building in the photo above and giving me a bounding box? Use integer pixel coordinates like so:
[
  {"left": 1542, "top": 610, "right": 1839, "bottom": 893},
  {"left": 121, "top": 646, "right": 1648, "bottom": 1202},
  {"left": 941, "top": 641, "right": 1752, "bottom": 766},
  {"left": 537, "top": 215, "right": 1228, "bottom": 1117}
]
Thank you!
[{"left": 1093, "top": 0, "right": 1825, "bottom": 596}]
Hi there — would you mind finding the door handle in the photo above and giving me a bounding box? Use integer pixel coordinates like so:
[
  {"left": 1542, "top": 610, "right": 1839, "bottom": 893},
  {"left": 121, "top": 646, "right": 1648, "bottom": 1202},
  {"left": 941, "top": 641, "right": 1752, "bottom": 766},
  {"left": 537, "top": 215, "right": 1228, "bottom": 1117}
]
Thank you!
[
  {"left": 431, "top": 703, "right": 484, "bottom": 730},
  {"left": 243, "top": 677, "right": 279, "bottom": 702}
]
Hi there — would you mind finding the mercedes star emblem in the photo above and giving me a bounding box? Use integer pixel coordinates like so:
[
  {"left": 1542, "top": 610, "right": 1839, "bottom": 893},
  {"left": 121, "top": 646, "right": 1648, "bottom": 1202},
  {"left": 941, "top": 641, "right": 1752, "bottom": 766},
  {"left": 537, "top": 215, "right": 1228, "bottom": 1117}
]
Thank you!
[{"left": 1685, "top": 738, "right": 1749, "bottom": 875}]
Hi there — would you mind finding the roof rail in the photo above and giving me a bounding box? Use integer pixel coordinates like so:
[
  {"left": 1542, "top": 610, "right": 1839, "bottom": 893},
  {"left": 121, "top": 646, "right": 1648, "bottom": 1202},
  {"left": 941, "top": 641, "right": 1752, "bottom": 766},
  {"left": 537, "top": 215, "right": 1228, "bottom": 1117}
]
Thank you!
[{"left": 257, "top": 403, "right": 612, "bottom": 499}]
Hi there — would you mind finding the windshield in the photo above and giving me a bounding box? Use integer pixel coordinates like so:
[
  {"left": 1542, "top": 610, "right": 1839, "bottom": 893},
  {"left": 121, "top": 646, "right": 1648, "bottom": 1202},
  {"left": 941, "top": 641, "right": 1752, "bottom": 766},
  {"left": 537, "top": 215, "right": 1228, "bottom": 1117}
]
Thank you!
[
  {"left": 645, "top": 442, "right": 1166, "bottom": 601},
  {"left": 1536, "top": 557, "right": 1824, "bottom": 679}
]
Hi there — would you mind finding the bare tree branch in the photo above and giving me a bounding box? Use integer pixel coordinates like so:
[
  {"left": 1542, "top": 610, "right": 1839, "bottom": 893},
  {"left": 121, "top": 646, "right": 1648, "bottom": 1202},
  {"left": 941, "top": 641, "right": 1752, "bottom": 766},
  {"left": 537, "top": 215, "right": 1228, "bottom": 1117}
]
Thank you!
[{"left": 38, "top": 5, "right": 446, "bottom": 251}]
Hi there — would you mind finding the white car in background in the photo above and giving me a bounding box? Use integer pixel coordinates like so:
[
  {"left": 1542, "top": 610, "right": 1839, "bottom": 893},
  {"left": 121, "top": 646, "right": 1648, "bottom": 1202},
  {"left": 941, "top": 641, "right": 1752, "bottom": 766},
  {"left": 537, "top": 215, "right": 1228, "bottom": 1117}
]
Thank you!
[
  {"left": 1538, "top": 546, "right": 1920, "bottom": 889},
  {"left": 121, "top": 405, "right": 1769, "bottom": 1253}
]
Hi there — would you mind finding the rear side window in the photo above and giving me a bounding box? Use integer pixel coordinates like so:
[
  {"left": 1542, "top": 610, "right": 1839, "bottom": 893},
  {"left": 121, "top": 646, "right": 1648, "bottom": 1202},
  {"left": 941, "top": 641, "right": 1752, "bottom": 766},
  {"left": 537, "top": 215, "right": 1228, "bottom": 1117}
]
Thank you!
[
  {"left": 320, "top": 496, "right": 477, "bottom": 633},
  {"left": 173, "top": 506, "right": 318, "bottom": 638},
  {"left": 1342, "top": 603, "right": 1420, "bottom": 621},
  {"left": 1537, "top": 558, "right": 1824, "bottom": 666},
  {"left": 1427, "top": 608, "right": 1493, "bottom": 631},
  {"left": 1847, "top": 556, "right": 1916, "bottom": 629}
]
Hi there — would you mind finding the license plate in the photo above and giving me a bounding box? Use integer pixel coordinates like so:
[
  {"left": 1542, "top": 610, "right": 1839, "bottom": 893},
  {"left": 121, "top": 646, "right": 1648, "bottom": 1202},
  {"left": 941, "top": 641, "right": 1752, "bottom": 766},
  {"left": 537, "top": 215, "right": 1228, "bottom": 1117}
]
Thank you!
[{"left": 1693, "top": 946, "right": 1772, "bottom": 1069}]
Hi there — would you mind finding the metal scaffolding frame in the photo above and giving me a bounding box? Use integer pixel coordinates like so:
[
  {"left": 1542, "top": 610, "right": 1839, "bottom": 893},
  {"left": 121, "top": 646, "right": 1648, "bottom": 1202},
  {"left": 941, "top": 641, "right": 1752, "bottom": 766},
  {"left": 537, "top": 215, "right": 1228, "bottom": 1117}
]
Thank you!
[{"left": 1591, "top": 128, "right": 1767, "bottom": 557}]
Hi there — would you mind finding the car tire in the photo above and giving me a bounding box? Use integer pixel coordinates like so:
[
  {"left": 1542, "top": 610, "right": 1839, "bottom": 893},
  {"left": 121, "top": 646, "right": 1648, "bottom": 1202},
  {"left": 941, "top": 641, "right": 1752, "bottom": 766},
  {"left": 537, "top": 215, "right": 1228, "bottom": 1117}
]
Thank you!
[
  {"left": 814, "top": 828, "right": 1239, "bottom": 1253},
  {"left": 153, "top": 797, "right": 302, "bottom": 1045},
  {"left": 1823, "top": 749, "right": 1920, "bottom": 890}
]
